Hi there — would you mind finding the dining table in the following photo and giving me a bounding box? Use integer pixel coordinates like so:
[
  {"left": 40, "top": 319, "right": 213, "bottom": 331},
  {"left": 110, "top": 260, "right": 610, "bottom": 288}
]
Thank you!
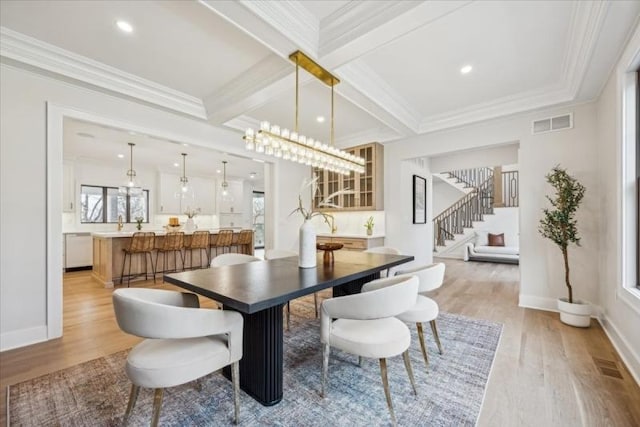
[{"left": 164, "top": 250, "right": 414, "bottom": 406}]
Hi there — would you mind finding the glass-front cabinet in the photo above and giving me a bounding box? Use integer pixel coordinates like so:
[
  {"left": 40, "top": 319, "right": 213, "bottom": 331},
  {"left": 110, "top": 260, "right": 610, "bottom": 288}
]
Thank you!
[{"left": 312, "top": 142, "right": 383, "bottom": 211}]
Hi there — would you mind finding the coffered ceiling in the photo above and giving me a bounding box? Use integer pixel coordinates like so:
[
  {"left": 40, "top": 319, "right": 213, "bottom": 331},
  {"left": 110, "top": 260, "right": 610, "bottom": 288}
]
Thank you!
[{"left": 2, "top": 0, "right": 639, "bottom": 151}]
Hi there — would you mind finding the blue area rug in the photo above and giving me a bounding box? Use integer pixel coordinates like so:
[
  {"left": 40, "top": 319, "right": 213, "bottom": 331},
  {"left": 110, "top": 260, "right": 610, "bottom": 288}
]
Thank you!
[{"left": 8, "top": 310, "right": 502, "bottom": 426}]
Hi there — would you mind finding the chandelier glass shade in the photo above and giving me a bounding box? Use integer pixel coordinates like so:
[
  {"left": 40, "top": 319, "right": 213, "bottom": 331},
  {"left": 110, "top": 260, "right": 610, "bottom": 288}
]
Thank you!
[
  {"left": 175, "top": 152, "right": 194, "bottom": 201},
  {"left": 243, "top": 51, "right": 365, "bottom": 175},
  {"left": 220, "top": 160, "right": 233, "bottom": 202},
  {"left": 118, "top": 142, "right": 143, "bottom": 196}
]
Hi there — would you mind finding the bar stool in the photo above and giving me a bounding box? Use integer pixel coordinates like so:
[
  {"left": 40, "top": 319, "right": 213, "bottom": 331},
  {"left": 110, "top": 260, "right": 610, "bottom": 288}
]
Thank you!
[
  {"left": 185, "top": 231, "right": 210, "bottom": 270},
  {"left": 120, "top": 232, "right": 156, "bottom": 287},
  {"left": 234, "top": 229, "right": 254, "bottom": 254},
  {"left": 155, "top": 232, "right": 185, "bottom": 281},
  {"left": 210, "top": 229, "right": 234, "bottom": 260}
]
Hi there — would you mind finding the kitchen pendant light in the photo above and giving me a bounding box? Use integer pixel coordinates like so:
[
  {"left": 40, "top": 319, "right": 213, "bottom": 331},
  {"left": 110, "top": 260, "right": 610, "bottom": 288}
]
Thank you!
[
  {"left": 118, "top": 142, "right": 143, "bottom": 196},
  {"left": 220, "top": 160, "right": 233, "bottom": 202},
  {"left": 176, "top": 152, "right": 195, "bottom": 201}
]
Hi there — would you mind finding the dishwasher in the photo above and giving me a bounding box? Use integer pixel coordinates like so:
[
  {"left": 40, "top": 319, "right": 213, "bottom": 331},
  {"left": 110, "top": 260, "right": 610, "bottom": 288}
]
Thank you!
[{"left": 65, "top": 233, "right": 93, "bottom": 271}]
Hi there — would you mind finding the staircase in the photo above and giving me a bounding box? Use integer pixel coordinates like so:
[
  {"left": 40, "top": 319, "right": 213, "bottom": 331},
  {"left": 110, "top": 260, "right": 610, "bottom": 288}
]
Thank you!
[{"left": 433, "top": 167, "right": 519, "bottom": 252}]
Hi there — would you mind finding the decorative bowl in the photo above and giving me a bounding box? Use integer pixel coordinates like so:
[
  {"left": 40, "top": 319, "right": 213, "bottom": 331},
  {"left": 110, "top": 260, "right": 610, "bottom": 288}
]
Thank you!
[{"left": 316, "top": 243, "right": 344, "bottom": 251}]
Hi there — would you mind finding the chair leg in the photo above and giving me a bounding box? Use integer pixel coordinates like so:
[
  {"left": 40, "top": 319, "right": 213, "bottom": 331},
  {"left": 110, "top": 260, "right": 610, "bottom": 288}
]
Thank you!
[
  {"left": 151, "top": 388, "right": 164, "bottom": 427},
  {"left": 313, "top": 293, "right": 319, "bottom": 318},
  {"left": 358, "top": 356, "right": 364, "bottom": 367},
  {"left": 416, "top": 322, "right": 429, "bottom": 369},
  {"left": 232, "top": 361, "right": 240, "bottom": 424},
  {"left": 123, "top": 384, "right": 139, "bottom": 425},
  {"left": 321, "top": 343, "right": 330, "bottom": 397},
  {"left": 379, "top": 358, "right": 397, "bottom": 427},
  {"left": 430, "top": 319, "right": 444, "bottom": 354},
  {"left": 120, "top": 252, "right": 128, "bottom": 286},
  {"left": 285, "top": 302, "right": 290, "bottom": 331},
  {"left": 402, "top": 350, "right": 418, "bottom": 396},
  {"left": 127, "top": 251, "right": 133, "bottom": 287},
  {"left": 149, "top": 251, "right": 157, "bottom": 284}
]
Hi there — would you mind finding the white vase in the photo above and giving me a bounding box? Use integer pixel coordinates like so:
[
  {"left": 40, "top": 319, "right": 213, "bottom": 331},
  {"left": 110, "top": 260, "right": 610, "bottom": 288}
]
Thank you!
[
  {"left": 299, "top": 219, "right": 317, "bottom": 268},
  {"left": 557, "top": 297, "right": 591, "bottom": 327},
  {"left": 184, "top": 218, "right": 196, "bottom": 232}
]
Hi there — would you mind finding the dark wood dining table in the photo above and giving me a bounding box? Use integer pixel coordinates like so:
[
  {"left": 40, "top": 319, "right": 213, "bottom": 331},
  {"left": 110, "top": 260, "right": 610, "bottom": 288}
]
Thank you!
[{"left": 164, "top": 250, "right": 414, "bottom": 406}]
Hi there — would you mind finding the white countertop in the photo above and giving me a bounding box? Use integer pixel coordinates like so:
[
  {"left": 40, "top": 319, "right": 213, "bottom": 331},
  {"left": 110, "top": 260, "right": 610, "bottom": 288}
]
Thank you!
[
  {"left": 316, "top": 233, "right": 385, "bottom": 239},
  {"left": 92, "top": 228, "right": 243, "bottom": 238}
]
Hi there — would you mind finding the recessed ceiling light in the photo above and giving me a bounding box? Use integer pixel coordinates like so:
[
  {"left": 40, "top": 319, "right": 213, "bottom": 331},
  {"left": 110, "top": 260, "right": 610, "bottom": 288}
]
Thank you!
[
  {"left": 116, "top": 20, "right": 133, "bottom": 34},
  {"left": 182, "top": 143, "right": 189, "bottom": 147},
  {"left": 216, "top": 169, "right": 222, "bottom": 174},
  {"left": 128, "top": 130, "right": 137, "bottom": 136},
  {"left": 249, "top": 172, "right": 257, "bottom": 179},
  {"left": 316, "top": 116, "right": 325, "bottom": 123},
  {"left": 117, "top": 154, "right": 124, "bottom": 159},
  {"left": 173, "top": 162, "right": 179, "bottom": 167},
  {"left": 460, "top": 65, "right": 473, "bottom": 74}
]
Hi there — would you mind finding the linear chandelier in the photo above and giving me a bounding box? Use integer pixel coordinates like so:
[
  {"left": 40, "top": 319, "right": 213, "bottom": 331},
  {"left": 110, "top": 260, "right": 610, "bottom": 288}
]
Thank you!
[{"left": 243, "top": 51, "right": 365, "bottom": 175}]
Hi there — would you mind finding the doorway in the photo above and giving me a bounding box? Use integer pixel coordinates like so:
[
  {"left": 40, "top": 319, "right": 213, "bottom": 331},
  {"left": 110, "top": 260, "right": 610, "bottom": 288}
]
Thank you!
[{"left": 252, "top": 191, "right": 265, "bottom": 249}]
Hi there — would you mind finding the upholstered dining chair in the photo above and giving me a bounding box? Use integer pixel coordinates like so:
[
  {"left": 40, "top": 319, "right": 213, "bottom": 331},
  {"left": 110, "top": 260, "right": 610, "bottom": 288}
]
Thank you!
[
  {"left": 320, "top": 275, "right": 419, "bottom": 427},
  {"left": 393, "top": 263, "right": 446, "bottom": 370},
  {"left": 363, "top": 246, "right": 402, "bottom": 277},
  {"left": 210, "top": 253, "right": 261, "bottom": 267},
  {"left": 112, "top": 288, "right": 243, "bottom": 426},
  {"left": 264, "top": 249, "right": 318, "bottom": 330}
]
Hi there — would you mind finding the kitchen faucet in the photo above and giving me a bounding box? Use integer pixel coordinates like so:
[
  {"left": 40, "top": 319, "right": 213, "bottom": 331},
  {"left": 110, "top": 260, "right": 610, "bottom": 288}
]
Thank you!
[{"left": 117, "top": 215, "right": 124, "bottom": 231}]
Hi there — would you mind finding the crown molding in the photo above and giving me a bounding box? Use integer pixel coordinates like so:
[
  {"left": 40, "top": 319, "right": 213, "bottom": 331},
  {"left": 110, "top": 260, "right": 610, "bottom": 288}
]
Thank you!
[
  {"left": 0, "top": 27, "right": 206, "bottom": 119},
  {"left": 334, "top": 127, "right": 400, "bottom": 147},
  {"left": 200, "top": 0, "right": 318, "bottom": 58},
  {"left": 418, "top": 84, "right": 572, "bottom": 134},
  {"left": 223, "top": 115, "right": 260, "bottom": 134},
  {"left": 337, "top": 60, "right": 421, "bottom": 134},
  {"left": 561, "top": 0, "right": 611, "bottom": 98}
]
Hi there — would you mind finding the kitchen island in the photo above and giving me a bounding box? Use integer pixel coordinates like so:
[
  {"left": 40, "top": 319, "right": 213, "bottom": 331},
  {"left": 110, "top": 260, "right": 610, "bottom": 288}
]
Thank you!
[{"left": 92, "top": 229, "right": 253, "bottom": 288}]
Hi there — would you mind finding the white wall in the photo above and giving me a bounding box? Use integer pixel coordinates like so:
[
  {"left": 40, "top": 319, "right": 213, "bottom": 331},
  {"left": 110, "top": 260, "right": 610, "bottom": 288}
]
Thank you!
[
  {"left": 0, "top": 63, "right": 309, "bottom": 350},
  {"left": 432, "top": 178, "right": 466, "bottom": 216},
  {"left": 595, "top": 25, "right": 640, "bottom": 382},
  {"left": 429, "top": 143, "right": 519, "bottom": 173}
]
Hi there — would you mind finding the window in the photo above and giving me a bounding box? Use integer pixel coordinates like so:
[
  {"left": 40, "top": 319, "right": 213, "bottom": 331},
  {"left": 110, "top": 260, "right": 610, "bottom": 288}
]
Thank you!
[{"left": 80, "top": 185, "right": 149, "bottom": 223}]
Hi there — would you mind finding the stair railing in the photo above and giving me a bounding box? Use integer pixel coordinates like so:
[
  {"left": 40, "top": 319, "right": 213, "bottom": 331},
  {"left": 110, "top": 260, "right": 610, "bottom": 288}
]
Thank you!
[
  {"left": 433, "top": 174, "right": 494, "bottom": 249},
  {"left": 447, "top": 167, "right": 494, "bottom": 189}
]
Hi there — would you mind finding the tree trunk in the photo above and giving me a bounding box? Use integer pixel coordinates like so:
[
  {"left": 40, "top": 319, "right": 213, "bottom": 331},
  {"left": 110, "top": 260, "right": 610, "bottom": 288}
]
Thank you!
[{"left": 562, "top": 247, "right": 572, "bottom": 303}]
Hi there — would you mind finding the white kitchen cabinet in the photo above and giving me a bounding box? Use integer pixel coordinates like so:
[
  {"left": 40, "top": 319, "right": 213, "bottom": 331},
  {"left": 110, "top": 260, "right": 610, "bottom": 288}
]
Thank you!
[
  {"left": 157, "top": 173, "right": 183, "bottom": 214},
  {"left": 62, "top": 162, "right": 75, "bottom": 212},
  {"left": 190, "top": 176, "right": 216, "bottom": 214},
  {"left": 218, "top": 180, "right": 244, "bottom": 214},
  {"left": 65, "top": 233, "right": 93, "bottom": 270}
]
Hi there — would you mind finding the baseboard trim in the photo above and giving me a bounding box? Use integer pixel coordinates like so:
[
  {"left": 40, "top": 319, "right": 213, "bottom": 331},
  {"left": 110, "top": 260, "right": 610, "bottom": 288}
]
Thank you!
[
  {"left": 0, "top": 325, "right": 48, "bottom": 352},
  {"left": 598, "top": 314, "right": 640, "bottom": 386},
  {"left": 518, "top": 295, "right": 603, "bottom": 318}
]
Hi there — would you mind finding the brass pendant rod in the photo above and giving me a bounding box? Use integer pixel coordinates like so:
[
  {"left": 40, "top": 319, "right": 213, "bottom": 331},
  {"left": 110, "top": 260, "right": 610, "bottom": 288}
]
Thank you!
[
  {"left": 295, "top": 58, "right": 299, "bottom": 133},
  {"left": 331, "top": 84, "right": 335, "bottom": 147}
]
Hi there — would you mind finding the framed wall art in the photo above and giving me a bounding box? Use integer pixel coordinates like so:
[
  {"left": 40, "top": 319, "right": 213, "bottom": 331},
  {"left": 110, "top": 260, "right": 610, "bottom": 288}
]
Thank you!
[{"left": 413, "top": 175, "right": 426, "bottom": 224}]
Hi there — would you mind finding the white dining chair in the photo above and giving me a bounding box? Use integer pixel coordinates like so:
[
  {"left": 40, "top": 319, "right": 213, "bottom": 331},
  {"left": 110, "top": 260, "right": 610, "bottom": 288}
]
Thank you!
[
  {"left": 210, "top": 253, "right": 261, "bottom": 267},
  {"left": 393, "top": 263, "right": 446, "bottom": 370},
  {"left": 112, "top": 288, "right": 243, "bottom": 426},
  {"left": 363, "top": 246, "right": 402, "bottom": 277},
  {"left": 320, "top": 275, "right": 419, "bottom": 426}
]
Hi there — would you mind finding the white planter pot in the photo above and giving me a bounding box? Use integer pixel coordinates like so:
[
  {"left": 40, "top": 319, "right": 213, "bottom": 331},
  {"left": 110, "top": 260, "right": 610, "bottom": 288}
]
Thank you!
[
  {"left": 298, "top": 220, "right": 317, "bottom": 269},
  {"left": 557, "top": 297, "right": 591, "bottom": 328}
]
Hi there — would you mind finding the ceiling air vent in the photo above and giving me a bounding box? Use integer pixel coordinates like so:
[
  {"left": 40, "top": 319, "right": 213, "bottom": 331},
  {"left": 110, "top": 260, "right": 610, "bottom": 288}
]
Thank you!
[{"left": 532, "top": 113, "right": 573, "bottom": 135}]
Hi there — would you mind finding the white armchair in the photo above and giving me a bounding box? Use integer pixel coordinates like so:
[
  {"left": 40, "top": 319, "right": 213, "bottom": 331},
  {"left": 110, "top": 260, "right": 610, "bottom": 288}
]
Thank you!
[
  {"left": 112, "top": 288, "right": 243, "bottom": 426},
  {"left": 321, "top": 275, "right": 419, "bottom": 426},
  {"left": 393, "top": 263, "right": 446, "bottom": 370}
]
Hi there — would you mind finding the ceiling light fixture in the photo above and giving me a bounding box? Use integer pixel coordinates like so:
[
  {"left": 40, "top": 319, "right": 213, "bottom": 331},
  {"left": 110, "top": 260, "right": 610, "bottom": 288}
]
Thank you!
[
  {"left": 118, "top": 143, "right": 142, "bottom": 196},
  {"left": 221, "top": 160, "right": 229, "bottom": 197},
  {"left": 117, "top": 154, "right": 124, "bottom": 159},
  {"left": 460, "top": 65, "right": 473, "bottom": 74},
  {"left": 243, "top": 50, "right": 365, "bottom": 175},
  {"left": 173, "top": 162, "right": 179, "bottom": 167},
  {"left": 116, "top": 20, "right": 133, "bottom": 34},
  {"left": 176, "top": 153, "right": 194, "bottom": 200},
  {"left": 316, "top": 116, "right": 325, "bottom": 123},
  {"left": 249, "top": 172, "right": 256, "bottom": 179}
]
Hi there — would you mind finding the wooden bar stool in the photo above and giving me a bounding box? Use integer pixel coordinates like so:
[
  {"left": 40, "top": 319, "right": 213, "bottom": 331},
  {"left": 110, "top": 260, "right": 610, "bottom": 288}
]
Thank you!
[
  {"left": 155, "top": 232, "right": 185, "bottom": 281},
  {"left": 185, "top": 231, "right": 210, "bottom": 270},
  {"left": 234, "top": 229, "right": 254, "bottom": 254},
  {"left": 211, "top": 229, "right": 234, "bottom": 260},
  {"left": 120, "top": 232, "right": 156, "bottom": 287}
]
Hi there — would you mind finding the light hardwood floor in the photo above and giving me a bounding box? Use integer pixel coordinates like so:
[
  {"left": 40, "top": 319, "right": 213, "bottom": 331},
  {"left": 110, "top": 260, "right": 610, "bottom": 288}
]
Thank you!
[{"left": 1, "top": 259, "right": 639, "bottom": 426}]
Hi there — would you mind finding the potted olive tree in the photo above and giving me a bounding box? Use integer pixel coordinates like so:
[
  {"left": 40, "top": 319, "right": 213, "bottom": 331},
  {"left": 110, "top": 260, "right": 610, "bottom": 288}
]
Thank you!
[{"left": 538, "top": 166, "right": 589, "bottom": 327}]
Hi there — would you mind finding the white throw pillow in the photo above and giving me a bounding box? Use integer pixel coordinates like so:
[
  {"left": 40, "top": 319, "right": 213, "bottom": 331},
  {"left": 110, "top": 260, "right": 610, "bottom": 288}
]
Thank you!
[{"left": 475, "top": 230, "right": 489, "bottom": 246}]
